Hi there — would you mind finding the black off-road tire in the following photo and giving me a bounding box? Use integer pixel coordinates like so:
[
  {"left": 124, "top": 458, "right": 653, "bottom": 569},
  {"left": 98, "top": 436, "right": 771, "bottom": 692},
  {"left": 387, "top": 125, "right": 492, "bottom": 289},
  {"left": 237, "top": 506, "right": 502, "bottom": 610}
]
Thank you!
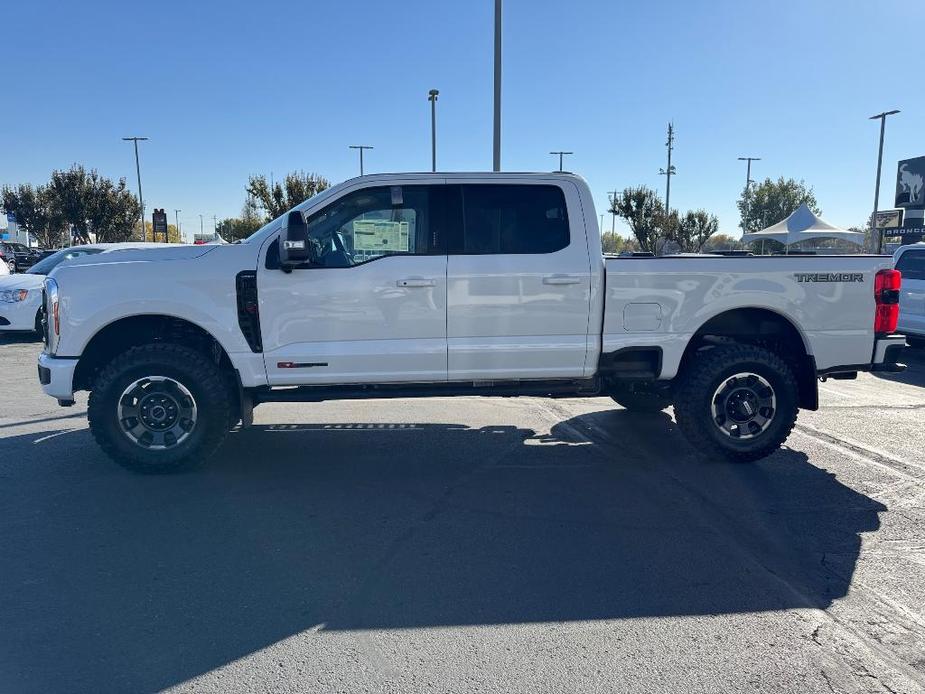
[
  {"left": 609, "top": 382, "right": 672, "bottom": 413},
  {"left": 88, "top": 343, "right": 232, "bottom": 474},
  {"left": 673, "top": 344, "right": 798, "bottom": 463}
]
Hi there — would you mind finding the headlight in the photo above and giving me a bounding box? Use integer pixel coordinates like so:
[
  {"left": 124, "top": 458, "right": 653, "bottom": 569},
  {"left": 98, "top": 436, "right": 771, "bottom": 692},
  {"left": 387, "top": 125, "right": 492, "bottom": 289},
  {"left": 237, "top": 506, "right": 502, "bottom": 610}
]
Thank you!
[
  {"left": 0, "top": 289, "right": 29, "bottom": 303},
  {"left": 43, "top": 278, "right": 59, "bottom": 353}
]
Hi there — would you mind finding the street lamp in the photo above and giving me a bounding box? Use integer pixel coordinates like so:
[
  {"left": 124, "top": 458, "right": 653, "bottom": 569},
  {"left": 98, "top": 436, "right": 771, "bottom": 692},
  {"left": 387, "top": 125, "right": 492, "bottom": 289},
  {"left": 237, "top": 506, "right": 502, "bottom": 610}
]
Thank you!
[
  {"left": 737, "top": 156, "right": 761, "bottom": 232},
  {"left": 428, "top": 89, "right": 439, "bottom": 172},
  {"left": 122, "top": 136, "right": 148, "bottom": 239},
  {"left": 870, "top": 109, "right": 900, "bottom": 254},
  {"left": 348, "top": 145, "right": 374, "bottom": 176},
  {"left": 492, "top": 0, "right": 502, "bottom": 171},
  {"left": 550, "top": 151, "right": 573, "bottom": 172}
]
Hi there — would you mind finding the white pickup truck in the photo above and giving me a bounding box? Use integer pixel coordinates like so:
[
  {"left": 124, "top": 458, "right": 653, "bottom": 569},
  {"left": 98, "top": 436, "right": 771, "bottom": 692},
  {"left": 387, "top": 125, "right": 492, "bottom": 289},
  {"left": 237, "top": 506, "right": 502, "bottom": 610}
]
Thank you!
[{"left": 37, "top": 172, "right": 906, "bottom": 473}]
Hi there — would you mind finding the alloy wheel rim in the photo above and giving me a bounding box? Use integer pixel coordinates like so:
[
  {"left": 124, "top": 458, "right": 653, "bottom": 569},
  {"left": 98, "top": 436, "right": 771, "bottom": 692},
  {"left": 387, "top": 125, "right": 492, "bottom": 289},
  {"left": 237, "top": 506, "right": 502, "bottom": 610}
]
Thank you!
[
  {"left": 117, "top": 376, "right": 197, "bottom": 449},
  {"left": 710, "top": 372, "right": 776, "bottom": 440}
]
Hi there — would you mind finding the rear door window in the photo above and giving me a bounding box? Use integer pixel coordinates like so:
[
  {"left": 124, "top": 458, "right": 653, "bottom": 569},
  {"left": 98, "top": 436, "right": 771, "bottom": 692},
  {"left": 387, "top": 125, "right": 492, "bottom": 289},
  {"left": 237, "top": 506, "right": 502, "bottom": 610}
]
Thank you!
[
  {"left": 897, "top": 250, "right": 925, "bottom": 281},
  {"left": 454, "top": 184, "right": 570, "bottom": 255}
]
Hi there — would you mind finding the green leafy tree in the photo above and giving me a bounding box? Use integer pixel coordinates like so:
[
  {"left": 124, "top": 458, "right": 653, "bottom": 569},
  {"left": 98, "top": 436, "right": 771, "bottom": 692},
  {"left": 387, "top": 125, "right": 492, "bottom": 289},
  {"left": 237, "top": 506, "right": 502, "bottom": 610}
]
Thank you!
[
  {"left": 217, "top": 198, "right": 264, "bottom": 242},
  {"left": 610, "top": 186, "right": 667, "bottom": 254},
  {"left": 738, "top": 177, "right": 820, "bottom": 234},
  {"left": 674, "top": 209, "right": 719, "bottom": 252},
  {"left": 44, "top": 165, "right": 139, "bottom": 243},
  {"left": 246, "top": 171, "right": 330, "bottom": 221},
  {"left": 2, "top": 183, "right": 62, "bottom": 247}
]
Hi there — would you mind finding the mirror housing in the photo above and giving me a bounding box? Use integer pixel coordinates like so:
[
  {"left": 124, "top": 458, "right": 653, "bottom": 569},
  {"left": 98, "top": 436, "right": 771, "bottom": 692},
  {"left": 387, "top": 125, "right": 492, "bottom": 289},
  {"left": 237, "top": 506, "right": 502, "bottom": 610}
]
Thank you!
[{"left": 279, "top": 211, "right": 314, "bottom": 269}]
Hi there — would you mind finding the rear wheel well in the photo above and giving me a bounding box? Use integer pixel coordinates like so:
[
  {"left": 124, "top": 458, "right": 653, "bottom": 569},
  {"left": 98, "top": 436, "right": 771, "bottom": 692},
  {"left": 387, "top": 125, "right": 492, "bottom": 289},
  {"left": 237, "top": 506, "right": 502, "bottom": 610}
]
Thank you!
[
  {"left": 680, "top": 308, "right": 818, "bottom": 410},
  {"left": 74, "top": 316, "right": 238, "bottom": 403}
]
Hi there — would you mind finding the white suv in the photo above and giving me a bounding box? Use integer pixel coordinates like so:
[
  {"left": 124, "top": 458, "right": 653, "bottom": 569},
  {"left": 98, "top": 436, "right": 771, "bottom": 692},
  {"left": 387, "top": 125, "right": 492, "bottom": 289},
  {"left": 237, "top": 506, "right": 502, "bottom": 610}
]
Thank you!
[{"left": 895, "top": 243, "right": 925, "bottom": 347}]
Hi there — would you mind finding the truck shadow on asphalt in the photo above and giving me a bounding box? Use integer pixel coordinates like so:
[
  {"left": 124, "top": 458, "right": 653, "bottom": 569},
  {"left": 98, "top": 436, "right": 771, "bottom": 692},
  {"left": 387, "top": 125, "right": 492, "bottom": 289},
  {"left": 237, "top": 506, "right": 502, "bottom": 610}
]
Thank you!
[
  {"left": 0, "top": 409, "right": 884, "bottom": 692},
  {"left": 873, "top": 345, "right": 925, "bottom": 388}
]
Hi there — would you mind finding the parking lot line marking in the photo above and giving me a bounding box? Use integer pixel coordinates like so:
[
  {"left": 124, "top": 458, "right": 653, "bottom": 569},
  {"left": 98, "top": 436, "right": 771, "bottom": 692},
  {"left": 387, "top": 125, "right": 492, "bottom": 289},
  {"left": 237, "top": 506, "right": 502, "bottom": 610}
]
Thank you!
[{"left": 32, "top": 429, "right": 79, "bottom": 444}]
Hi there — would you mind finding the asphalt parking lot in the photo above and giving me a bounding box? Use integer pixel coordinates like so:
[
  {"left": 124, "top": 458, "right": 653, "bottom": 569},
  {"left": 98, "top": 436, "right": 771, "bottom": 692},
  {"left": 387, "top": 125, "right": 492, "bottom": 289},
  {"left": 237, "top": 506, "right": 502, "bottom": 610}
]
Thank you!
[{"left": 1, "top": 335, "right": 925, "bottom": 694}]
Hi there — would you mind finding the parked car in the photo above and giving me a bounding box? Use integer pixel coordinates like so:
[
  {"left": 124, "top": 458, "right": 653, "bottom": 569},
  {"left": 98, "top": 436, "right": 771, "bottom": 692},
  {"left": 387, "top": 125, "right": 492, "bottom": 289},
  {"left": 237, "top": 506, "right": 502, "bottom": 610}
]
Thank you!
[
  {"left": 894, "top": 242, "right": 925, "bottom": 347},
  {"left": 0, "top": 242, "right": 42, "bottom": 272},
  {"left": 0, "top": 243, "right": 158, "bottom": 337},
  {"left": 37, "top": 172, "right": 905, "bottom": 473}
]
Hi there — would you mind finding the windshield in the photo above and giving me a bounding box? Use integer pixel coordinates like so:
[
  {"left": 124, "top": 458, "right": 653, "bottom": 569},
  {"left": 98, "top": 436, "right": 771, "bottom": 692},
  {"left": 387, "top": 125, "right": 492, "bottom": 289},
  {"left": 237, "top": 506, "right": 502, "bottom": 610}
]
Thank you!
[{"left": 27, "top": 247, "right": 103, "bottom": 275}]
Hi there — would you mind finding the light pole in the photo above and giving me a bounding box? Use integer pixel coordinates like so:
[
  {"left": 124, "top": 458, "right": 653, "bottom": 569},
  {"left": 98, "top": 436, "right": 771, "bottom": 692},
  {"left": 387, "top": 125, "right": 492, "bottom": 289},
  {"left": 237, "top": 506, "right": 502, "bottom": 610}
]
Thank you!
[
  {"left": 550, "top": 151, "right": 573, "bottom": 171},
  {"left": 199, "top": 214, "right": 203, "bottom": 241},
  {"left": 492, "top": 0, "right": 502, "bottom": 171},
  {"left": 428, "top": 89, "right": 439, "bottom": 172},
  {"left": 122, "top": 136, "right": 148, "bottom": 239},
  {"left": 870, "top": 109, "right": 900, "bottom": 254},
  {"left": 658, "top": 122, "right": 676, "bottom": 213},
  {"left": 348, "top": 145, "right": 374, "bottom": 176},
  {"left": 174, "top": 209, "right": 181, "bottom": 242},
  {"left": 608, "top": 189, "right": 618, "bottom": 234},
  {"left": 737, "top": 156, "right": 761, "bottom": 232}
]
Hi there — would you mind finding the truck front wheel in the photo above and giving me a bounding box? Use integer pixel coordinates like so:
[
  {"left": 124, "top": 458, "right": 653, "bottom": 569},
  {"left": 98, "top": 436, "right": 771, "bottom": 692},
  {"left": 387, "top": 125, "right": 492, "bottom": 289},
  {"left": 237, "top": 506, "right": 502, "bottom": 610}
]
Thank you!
[
  {"left": 88, "top": 343, "right": 232, "bottom": 474},
  {"left": 673, "top": 344, "right": 798, "bottom": 463}
]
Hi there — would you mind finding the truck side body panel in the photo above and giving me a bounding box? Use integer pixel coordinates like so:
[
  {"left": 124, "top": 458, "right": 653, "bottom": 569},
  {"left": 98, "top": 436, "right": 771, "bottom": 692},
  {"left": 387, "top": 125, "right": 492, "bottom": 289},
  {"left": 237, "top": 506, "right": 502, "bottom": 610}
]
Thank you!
[{"left": 603, "top": 256, "right": 894, "bottom": 378}]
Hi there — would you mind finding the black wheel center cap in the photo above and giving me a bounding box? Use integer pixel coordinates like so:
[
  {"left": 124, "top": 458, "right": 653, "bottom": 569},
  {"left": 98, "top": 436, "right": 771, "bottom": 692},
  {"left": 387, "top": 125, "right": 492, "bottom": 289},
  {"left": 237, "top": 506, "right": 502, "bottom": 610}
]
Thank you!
[
  {"left": 139, "top": 394, "right": 179, "bottom": 430},
  {"left": 726, "top": 388, "right": 759, "bottom": 423}
]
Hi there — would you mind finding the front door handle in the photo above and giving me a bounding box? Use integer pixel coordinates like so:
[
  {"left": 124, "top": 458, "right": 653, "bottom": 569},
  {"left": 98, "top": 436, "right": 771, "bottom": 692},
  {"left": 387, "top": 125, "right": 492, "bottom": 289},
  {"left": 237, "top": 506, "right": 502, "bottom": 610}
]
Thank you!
[
  {"left": 543, "top": 274, "right": 582, "bottom": 285},
  {"left": 397, "top": 277, "right": 437, "bottom": 288}
]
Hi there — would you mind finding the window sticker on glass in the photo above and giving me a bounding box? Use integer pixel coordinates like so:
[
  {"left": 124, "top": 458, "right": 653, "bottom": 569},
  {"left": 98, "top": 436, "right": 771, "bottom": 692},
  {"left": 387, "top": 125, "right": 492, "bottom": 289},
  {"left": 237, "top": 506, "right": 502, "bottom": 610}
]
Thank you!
[{"left": 352, "top": 219, "right": 411, "bottom": 252}]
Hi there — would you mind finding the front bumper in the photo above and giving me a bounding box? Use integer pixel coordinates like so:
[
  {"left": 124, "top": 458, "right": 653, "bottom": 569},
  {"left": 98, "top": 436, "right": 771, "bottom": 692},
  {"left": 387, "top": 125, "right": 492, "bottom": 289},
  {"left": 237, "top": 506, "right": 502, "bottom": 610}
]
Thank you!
[
  {"left": 37, "top": 352, "right": 78, "bottom": 401},
  {"left": 0, "top": 294, "right": 41, "bottom": 331}
]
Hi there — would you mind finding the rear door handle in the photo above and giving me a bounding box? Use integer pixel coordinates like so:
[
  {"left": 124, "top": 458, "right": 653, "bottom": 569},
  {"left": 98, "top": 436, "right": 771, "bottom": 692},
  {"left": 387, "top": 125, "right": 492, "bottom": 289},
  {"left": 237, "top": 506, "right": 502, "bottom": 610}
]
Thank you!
[
  {"left": 397, "top": 277, "right": 436, "bottom": 288},
  {"left": 543, "top": 274, "right": 582, "bottom": 285}
]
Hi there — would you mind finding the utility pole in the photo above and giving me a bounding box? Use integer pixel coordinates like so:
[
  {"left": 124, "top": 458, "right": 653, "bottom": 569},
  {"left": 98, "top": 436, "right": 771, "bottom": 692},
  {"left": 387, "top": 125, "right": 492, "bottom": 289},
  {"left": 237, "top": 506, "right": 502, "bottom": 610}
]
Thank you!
[
  {"left": 869, "top": 109, "right": 900, "bottom": 254},
  {"left": 122, "top": 136, "right": 148, "bottom": 239},
  {"left": 608, "top": 189, "right": 619, "bottom": 234},
  {"left": 550, "top": 151, "right": 573, "bottom": 172},
  {"left": 348, "top": 145, "right": 373, "bottom": 176},
  {"left": 429, "top": 89, "right": 439, "bottom": 172},
  {"left": 199, "top": 214, "right": 203, "bottom": 241},
  {"left": 658, "top": 122, "right": 676, "bottom": 213},
  {"left": 737, "top": 156, "right": 761, "bottom": 232},
  {"left": 492, "top": 0, "right": 502, "bottom": 171},
  {"left": 174, "top": 209, "right": 181, "bottom": 243}
]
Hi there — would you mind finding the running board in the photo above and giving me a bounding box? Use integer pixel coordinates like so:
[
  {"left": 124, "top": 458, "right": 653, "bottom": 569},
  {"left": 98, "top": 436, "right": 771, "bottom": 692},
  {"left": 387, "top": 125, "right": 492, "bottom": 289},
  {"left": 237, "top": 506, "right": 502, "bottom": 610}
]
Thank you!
[{"left": 251, "top": 378, "right": 603, "bottom": 404}]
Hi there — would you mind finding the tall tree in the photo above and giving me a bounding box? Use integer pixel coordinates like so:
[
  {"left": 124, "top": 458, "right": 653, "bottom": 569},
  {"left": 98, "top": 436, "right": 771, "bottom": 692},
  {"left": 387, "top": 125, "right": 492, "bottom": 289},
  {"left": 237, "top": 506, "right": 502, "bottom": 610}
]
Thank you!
[
  {"left": 674, "top": 209, "right": 719, "bottom": 252},
  {"left": 1, "top": 183, "right": 62, "bottom": 247},
  {"left": 217, "top": 198, "right": 264, "bottom": 242},
  {"left": 738, "top": 177, "right": 820, "bottom": 233},
  {"left": 44, "top": 165, "right": 139, "bottom": 243},
  {"left": 246, "top": 171, "right": 330, "bottom": 220},
  {"left": 610, "top": 186, "right": 667, "bottom": 253}
]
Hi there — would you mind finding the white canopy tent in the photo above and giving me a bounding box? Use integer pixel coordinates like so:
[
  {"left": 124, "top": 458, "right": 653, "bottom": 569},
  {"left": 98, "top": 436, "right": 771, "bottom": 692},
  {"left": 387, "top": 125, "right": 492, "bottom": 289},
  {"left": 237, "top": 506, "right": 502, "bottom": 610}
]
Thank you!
[{"left": 740, "top": 203, "right": 864, "bottom": 248}]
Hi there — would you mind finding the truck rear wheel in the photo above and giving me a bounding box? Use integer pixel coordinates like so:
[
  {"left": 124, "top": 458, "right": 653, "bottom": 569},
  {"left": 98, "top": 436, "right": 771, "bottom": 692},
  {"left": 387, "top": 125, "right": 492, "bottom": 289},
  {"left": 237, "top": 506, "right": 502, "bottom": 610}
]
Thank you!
[
  {"left": 609, "top": 382, "right": 672, "bottom": 413},
  {"left": 88, "top": 343, "right": 231, "bottom": 474},
  {"left": 673, "top": 344, "right": 798, "bottom": 463}
]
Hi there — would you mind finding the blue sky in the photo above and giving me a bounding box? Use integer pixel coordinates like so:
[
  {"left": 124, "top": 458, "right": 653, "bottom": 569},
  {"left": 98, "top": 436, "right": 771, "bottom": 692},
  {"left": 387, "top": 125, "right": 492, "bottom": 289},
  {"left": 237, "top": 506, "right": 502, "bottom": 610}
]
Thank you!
[{"left": 2, "top": 0, "right": 923, "bottom": 240}]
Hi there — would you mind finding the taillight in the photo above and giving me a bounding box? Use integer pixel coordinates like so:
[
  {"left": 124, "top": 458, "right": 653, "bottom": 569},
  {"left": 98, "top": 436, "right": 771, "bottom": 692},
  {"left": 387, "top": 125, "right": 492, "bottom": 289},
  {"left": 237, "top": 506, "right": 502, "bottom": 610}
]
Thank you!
[{"left": 874, "top": 268, "right": 901, "bottom": 335}]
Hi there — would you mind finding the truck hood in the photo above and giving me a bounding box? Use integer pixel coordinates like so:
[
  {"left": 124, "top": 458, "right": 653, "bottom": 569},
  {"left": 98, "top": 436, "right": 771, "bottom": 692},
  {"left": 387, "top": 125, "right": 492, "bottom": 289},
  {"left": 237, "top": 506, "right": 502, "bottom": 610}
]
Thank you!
[
  {"left": 0, "top": 273, "right": 45, "bottom": 290},
  {"left": 55, "top": 244, "right": 219, "bottom": 270}
]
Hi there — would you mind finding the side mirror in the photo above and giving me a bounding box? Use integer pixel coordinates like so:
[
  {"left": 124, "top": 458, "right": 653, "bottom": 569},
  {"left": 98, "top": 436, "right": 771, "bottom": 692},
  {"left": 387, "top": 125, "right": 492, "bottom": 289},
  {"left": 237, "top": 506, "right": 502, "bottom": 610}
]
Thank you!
[{"left": 279, "top": 211, "right": 315, "bottom": 269}]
